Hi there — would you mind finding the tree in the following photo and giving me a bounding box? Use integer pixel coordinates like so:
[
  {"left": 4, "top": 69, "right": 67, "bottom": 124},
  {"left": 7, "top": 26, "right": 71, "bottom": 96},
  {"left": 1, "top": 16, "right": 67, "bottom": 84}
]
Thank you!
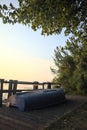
[
  {"left": 0, "top": 0, "right": 87, "bottom": 36},
  {"left": 51, "top": 37, "right": 87, "bottom": 95},
  {"left": 0, "top": 0, "right": 87, "bottom": 94}
]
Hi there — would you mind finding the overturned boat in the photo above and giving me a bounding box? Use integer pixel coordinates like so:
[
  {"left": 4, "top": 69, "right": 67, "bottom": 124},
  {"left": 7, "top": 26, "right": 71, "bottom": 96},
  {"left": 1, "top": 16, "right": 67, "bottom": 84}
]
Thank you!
[{"left": 8, "top": 88, "right": 66, "bottom": 111}]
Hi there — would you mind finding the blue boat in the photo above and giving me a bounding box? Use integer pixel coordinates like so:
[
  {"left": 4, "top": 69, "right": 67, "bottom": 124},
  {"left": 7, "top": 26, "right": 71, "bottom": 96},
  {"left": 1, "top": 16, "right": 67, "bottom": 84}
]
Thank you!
[{"left": 8, "top": 88, "right": 66, "bottom": 111}]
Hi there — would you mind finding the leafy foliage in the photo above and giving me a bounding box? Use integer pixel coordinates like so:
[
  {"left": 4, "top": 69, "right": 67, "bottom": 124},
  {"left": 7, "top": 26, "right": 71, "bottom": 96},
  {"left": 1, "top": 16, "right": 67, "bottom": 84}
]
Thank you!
[
  {"left": 0, "top": 0, "right": 87, "bottom": 35},
  {"left": 51, "top": 37, "right": 87, "bottom": 95},
  {"left": 0, "top": 0, "right": 87, "bottom": 94}
]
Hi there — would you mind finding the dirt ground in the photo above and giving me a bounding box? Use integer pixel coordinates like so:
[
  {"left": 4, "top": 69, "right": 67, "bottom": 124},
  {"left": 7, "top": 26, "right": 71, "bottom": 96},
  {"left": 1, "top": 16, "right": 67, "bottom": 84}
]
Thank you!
[{"left": 0, "top": 95, "right": 87, "bottom": 130}]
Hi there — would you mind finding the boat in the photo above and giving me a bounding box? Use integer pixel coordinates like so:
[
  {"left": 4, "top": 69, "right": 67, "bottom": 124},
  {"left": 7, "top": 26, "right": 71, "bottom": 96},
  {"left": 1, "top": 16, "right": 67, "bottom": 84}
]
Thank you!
[{"left": 8, "top": 88, "right": 66, "bottom": 111}]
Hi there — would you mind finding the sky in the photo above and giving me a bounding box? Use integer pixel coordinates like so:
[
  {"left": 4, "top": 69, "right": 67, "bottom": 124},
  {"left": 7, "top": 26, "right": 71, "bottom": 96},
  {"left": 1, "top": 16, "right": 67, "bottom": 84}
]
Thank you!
[{"left": 0, "top": 1, "right": 68, "bottom": 82}]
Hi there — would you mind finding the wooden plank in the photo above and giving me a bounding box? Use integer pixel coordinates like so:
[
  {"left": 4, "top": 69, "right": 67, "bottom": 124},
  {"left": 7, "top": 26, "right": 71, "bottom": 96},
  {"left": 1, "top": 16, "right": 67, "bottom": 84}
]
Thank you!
[
  {"left": 0, "top": 79, "right": 4, "bottom": 107},
  {"left": 8, "top": 80, "right": 13, "bottom": 98},
  {"left": 13, "top": 80, "right": 18, "bottom": 94},
  {"left": 47, "top": 82, "right": 51, "bottom": 89},
  {"left": 33, "top": 81, "right": 38, "bottom": 90},
  {"left": 1, "top": 89, "right": 32, "bottom": 93}
]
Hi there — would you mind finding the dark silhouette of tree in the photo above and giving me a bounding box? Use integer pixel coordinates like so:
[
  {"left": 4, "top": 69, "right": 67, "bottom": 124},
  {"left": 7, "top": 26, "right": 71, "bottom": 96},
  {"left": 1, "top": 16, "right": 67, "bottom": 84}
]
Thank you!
[
  {"left": 51, "top": 37, "right": 87, "bottom": 95},
  {"left": 0, "top": 0, "right": 87, "bottom": 36}
]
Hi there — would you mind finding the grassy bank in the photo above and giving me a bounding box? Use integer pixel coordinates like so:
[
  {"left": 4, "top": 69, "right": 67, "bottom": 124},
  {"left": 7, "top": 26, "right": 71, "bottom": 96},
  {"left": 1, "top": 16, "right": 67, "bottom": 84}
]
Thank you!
[{"left": 45, "top": 100, "right": 87, "bottom": 130}]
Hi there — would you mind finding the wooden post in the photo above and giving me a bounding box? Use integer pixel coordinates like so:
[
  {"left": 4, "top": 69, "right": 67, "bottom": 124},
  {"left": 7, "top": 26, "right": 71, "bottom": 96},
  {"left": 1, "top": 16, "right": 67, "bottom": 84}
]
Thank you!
[
  {"left": 13, "top": 80, "right": 18, "bottom": 94},
  {"left": 8, "top": 80, "right": 13, "bottom": 98},
  {"left": 47, "top": 82, "right": 51, "bottom": 89},
  {"left": 0, "top": 79, "right": 4, "bottom": 107},
  {"left": 33, "top": 81, "right": 38, "bottom": 90},
  {"left": 42, "top": 82, "right": 45, "bottom": 89}
]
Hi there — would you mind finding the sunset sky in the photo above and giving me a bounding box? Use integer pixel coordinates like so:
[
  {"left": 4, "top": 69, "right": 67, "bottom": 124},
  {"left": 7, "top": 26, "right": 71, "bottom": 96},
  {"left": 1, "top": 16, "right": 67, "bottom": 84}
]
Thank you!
[{"left": 0, "top": 1, "right": 68, "bottom": 82}]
